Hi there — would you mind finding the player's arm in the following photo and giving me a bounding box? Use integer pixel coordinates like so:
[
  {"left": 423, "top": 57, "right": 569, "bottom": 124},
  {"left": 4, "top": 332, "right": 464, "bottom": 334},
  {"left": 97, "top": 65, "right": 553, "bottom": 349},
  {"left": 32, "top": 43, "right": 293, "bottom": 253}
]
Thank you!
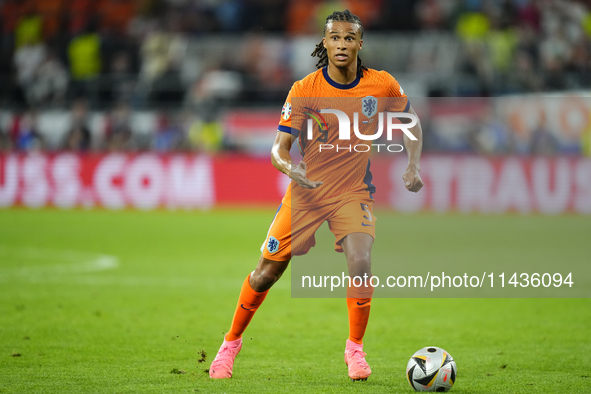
[
  {"left": 271, "top": 132, "right": 323, "bottom": 189},
  {"left": 400, "top": 105, "right": 423, "bottom": 193}
]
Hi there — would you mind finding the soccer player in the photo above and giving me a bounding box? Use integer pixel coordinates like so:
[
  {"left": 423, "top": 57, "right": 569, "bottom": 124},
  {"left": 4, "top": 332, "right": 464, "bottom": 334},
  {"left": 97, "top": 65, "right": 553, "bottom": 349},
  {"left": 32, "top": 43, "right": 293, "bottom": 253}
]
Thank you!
[{"left": 209, "top": 9, "right": 423, "bottom": 381}]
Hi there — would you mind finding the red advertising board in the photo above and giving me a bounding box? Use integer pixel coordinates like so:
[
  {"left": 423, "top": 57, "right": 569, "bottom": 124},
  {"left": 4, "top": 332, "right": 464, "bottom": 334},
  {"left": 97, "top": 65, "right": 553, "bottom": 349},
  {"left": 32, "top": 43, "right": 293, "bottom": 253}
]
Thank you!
[{"left": 0, "top": 153, "right": 589, "bottom": 214}]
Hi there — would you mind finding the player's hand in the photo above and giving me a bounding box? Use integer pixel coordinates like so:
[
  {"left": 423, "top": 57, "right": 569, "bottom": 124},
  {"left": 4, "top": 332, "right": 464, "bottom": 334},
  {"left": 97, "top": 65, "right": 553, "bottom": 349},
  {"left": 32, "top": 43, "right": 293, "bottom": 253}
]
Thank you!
[
  {"left": 402, "top": 163, "right": 423, "bottom": 193},
  {"left": 291, "top": 161, "right": 323, "bottom": 189}
]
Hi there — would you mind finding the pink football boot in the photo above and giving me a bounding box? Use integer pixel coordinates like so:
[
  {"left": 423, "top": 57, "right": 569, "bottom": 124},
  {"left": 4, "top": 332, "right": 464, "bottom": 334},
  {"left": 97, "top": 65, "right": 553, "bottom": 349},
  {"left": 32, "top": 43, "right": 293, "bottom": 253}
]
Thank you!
[
  {"left": 209, "top": 337, "right": 242, "bottom": 379},
  {"left": 344, "top": 339, "right": 371, "bottom": 381}
]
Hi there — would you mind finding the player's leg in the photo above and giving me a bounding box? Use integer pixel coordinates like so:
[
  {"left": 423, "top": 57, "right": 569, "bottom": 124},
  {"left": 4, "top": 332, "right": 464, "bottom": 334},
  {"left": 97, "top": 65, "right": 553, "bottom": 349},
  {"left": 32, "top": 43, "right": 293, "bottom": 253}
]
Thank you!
[
  {"left": 328, "top": 198, "right": 376, "bottom": 381},
  {"left": 226, "top": 255, "right": 290, "bottom": 341},
  {"left": 342, "top": 232, "right": 374, "bottom": 381},
  {"left": 209, "top": 255, "right": 291, "bottom": 379},
  {"left": 342, "top": 232, "right": 374, "bottom": 344},
  {"left": 210, "top": 203, "right": 294, "bottom": 379}
]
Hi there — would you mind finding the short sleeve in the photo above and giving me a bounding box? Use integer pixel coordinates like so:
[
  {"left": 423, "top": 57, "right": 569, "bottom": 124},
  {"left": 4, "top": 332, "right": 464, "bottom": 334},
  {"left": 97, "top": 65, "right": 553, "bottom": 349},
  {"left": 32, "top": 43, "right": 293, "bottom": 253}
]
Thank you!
[
  {"left": 277, "top": 82, "right": 305, "bottom": 136},
  {"left": 386, "top": 74, "right": 411, "bottom": 113}
]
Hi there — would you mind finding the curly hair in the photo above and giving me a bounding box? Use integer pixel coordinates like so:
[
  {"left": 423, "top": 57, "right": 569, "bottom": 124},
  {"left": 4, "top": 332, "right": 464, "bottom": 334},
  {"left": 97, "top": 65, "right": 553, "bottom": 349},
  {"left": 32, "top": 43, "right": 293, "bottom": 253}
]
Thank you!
[{"left": 311, "top": 9, "right": 368, "bottom": 76}]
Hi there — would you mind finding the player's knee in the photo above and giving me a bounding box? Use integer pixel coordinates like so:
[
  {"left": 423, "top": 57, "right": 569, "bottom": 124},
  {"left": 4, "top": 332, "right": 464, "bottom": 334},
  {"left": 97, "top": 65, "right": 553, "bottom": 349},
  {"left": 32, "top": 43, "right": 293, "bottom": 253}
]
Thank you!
[
  {"left": 347, "top": 250, "right": 371, "bottom": 266},
  {"left": 250, "top": 271, "right": 277, "bottom": 292},
  {"left": 250, "top": 265, "right": 285, "bottom": 292},
  {"left": 347, "top": 251, "right": 371, "bottom": 276},
  {"left": 252, "top": 269, "right": 273, "bottom": 284}
]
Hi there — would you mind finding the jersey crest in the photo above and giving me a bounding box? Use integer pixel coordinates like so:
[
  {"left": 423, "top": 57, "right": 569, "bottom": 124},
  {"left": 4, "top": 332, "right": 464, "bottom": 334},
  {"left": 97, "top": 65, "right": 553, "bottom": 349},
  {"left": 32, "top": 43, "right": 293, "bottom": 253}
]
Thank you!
[
  {"left": 267, "top": 236, "right": 280, "bottom": 253},
  {"left": 362, "top": 96, "right": 377, "bottom": 118}
]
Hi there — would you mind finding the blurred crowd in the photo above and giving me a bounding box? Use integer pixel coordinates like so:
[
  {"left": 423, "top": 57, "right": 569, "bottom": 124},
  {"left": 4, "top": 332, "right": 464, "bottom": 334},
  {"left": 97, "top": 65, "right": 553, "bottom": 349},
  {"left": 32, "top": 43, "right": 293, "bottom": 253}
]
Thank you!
[
  {"left": 0, "top": 99, "right": 225, "bottom": 153},
  {"left": 0, "top": 0, "right": 590, "bottom": 154},
  {"left": 451, "top": 0, "right": 591, "bottom": 94}
]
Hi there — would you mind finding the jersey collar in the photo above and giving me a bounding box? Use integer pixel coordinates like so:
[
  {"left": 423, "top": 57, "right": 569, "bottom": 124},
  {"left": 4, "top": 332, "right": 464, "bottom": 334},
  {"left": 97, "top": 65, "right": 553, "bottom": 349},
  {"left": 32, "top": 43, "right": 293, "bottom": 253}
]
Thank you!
[{"left": 322, "top": 66, "right": 361, "bottom": 90}]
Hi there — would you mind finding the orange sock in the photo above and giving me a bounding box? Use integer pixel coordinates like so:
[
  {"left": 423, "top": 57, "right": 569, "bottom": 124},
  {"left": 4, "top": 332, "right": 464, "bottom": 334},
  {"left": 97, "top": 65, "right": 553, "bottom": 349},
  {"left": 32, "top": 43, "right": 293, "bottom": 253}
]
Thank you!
[
  {"left": 225, "top": 274, "right": 269, "bottom": 341},
  {"left": 346, "top": 297, "right": 372, "bottom": 344},
  {"left": 346, "top": 280, "right": 374, "bottom": 344}
]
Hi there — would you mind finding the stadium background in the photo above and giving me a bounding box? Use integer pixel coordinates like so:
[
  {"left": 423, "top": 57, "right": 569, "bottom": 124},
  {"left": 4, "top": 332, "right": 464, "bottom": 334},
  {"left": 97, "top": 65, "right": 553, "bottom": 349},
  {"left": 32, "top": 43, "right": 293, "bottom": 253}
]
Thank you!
[
  {"left": 1, "top": 0, "right": 591, "bottom": 211},
  {"left": 1, "top": 1, "right": 590, "bottom": 393}
]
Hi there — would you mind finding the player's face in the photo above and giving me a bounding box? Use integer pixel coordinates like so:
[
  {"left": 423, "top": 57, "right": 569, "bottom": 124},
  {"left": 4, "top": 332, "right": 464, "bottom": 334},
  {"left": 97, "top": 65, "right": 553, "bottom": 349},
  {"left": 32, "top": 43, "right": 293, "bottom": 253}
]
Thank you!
[{"left": 323, "top": 22, "right": 363, "bottom": 70}]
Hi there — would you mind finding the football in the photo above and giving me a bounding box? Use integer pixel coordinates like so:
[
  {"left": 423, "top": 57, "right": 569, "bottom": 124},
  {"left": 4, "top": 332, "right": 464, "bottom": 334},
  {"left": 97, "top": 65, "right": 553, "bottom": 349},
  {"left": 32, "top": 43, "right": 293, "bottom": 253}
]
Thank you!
[{"left": 406, "top": 347, "right": 457, "bottom": 392}]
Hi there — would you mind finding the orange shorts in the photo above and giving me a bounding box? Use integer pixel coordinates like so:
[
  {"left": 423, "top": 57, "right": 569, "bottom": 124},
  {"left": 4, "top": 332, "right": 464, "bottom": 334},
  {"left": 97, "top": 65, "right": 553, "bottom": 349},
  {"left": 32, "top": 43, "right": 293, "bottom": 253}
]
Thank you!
[{"left": 260, "top": 196, "right": 376, "bottom": 262}]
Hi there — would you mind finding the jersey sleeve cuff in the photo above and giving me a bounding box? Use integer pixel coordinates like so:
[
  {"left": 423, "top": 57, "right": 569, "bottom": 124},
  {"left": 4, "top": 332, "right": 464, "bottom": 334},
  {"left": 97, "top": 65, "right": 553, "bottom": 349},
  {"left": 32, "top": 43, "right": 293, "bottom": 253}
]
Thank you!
[
  {"left": 278, "top": 125, "right": 300, "bottom": 137},
  {"left": 403, "top": 100, "right": 411, "bottom": 113}
]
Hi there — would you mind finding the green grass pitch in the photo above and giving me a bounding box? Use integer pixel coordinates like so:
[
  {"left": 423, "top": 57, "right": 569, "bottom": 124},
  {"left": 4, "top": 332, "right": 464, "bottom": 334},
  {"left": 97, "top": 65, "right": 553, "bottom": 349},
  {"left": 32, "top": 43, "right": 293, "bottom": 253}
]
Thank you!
[{"left": 0, "top": 209, "right": 590, "bottom": 393}]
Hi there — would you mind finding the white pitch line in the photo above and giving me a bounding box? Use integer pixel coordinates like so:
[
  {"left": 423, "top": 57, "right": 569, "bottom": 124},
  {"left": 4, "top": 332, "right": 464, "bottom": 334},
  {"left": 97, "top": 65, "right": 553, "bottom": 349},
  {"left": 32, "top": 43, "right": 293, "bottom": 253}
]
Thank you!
[
  {"left": 0, "top": 246, "right": 291, "bottom": 289},
  {"left": 2, "top": 273, "right": 292, "bottom": 289},
  {"left": 0, "top": 245, "right": 120, "bottom": 279}
]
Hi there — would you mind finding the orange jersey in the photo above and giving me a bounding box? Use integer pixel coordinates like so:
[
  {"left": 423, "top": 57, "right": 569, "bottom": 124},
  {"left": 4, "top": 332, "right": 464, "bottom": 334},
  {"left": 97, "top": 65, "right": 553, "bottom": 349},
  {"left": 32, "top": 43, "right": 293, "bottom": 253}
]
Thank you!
[{"left": 278, "top": 66, "right": 410, "bottom": 209}]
